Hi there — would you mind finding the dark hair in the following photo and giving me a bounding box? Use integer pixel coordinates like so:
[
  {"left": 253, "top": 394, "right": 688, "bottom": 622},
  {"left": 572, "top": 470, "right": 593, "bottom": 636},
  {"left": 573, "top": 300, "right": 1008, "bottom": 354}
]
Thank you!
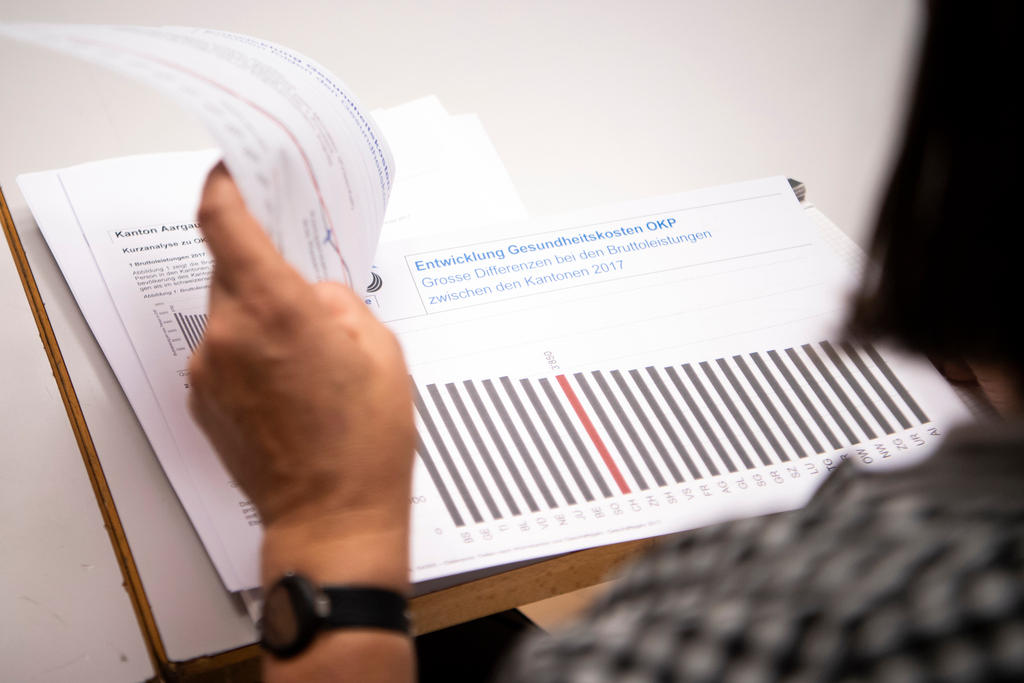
[{"left": 846, "top": 2, "right": 1023, "bottom": 379}]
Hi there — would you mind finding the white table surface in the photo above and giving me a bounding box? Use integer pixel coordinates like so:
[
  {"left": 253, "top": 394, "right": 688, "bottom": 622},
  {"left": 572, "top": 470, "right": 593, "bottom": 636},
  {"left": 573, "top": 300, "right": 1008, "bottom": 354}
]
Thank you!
[{"left": 0, "top": 1, "right": 922, "bottom": 679}]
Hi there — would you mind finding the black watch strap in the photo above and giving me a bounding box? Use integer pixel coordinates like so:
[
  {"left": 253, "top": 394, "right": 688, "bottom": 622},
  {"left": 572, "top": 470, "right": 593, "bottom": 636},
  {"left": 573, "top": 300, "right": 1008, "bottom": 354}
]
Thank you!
[
  {"left": 261, "top": 573, "right": 411, "bottom": 659},
  {"left": 320, "top": 586, "right": 410, "bottom": 633}
]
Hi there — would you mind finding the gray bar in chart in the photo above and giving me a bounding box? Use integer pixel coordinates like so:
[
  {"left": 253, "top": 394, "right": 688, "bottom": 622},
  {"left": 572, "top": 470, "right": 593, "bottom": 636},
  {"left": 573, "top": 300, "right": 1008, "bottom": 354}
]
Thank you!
[
  {"left": 482, "top": 379, "right": 558, "bottom": 509},
  {"left": 864, "top": 345, "right": 929, "bottom": 424},
  {"left": 414, "top": 433, "right": 464, "bottom": 527},
  {"left": 519, "top": 379, "right": 594, "bottom": 502},
  {"left": 665, "top": 366, "right": 736, "bottom": 474},
  {"left": 637, "top": 368, "right": 708, "bottom": 479},
  {"left": 413, "top": 383, "right": 483, "bottom": 524},
  {"left": 538, "top": 378, "right": 613, "bottom": 498},
  {"left": 801, "top": 344, "right": 876, "bottom": 441},
  {"left": 500, "top": 377, "right": 576, "bottom": 506},
  {"left": 463, "top": 380, "right": 539, "bottom": 513},
  {"left": 175, "top": 312, "right": 207, "bottom": 352},
  {"left": 574, "top": 372, "right": 650, "bottom": 490},
  {"left": 718, "top": 357, "right": 790, "bottom": 463},
  {"left": 841, "top": 343, "right": 910, "bottom": 430},
  {"left": 821, "top": 341, "right": 892, "bottom": 435},
  {"left": 610, "top": 370, "right": 685, "bottom": 483},
  {"left": 592, "top": 370, "right": 667, "bottom": 487},
  {"left": 700, "top": 360, "right": 768, "bottom": 467},
  {"left": 446, "top": 383, "right": 521, "bottom": 517},
  {"left": 428, "top": 384, "right": 500, "bottom": 519},
  {"left": 735, "top": 354, "right": 807, "bottom": 459},
  {"left": 685, "top": 363, "right": 753, "bottom": 470},
  {"left": 779, "top": 348, "right": 849, "bottom": 447}
]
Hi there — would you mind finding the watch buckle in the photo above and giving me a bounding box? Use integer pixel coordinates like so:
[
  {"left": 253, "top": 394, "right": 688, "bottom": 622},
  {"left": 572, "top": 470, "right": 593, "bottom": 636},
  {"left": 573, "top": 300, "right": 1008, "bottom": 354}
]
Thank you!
[{"left": 313, "top": 591, "right": 331, "bottom": 619}]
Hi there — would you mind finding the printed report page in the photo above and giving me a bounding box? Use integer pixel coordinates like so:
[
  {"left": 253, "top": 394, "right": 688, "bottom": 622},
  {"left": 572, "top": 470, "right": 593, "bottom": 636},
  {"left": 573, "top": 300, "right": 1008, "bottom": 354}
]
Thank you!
[{"left": 373, "top": 176, "right": 971, "bottom": 581}]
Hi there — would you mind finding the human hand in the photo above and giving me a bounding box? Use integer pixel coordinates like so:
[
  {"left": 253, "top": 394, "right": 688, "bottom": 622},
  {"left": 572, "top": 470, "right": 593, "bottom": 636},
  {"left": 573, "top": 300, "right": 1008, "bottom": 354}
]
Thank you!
[
  {"left": 188, "top": 163, "right": 415, "bottom": 589},
  {"left": 930, "top": 355, "right": 1021, "bottom": 418}
]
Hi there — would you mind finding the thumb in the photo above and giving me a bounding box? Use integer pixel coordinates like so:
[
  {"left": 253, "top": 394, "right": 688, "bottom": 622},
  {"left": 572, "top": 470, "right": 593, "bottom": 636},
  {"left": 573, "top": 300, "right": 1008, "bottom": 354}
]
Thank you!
[{"left": 198, "top": 162, "right": 287, "bottom": 292}]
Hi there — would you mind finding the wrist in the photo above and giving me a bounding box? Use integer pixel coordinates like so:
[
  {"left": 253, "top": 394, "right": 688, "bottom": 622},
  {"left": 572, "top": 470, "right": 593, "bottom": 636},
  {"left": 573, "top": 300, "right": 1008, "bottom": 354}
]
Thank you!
[{"left": 262, "top": 512, "right": 410, "bottom": 593}]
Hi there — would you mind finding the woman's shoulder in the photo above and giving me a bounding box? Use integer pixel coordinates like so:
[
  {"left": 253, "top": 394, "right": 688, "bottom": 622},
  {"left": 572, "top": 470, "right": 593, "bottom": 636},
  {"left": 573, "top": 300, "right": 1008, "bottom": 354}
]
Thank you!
[{"left": 502, "top": 423, "right": 1024, "bottom": 682}]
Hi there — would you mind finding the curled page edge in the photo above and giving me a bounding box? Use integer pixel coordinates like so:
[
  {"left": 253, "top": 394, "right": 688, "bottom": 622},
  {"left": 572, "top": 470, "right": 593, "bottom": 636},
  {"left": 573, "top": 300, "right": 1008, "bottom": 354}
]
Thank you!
[{"left": 0, "top": 22, "right": 393, "bottom": 291}]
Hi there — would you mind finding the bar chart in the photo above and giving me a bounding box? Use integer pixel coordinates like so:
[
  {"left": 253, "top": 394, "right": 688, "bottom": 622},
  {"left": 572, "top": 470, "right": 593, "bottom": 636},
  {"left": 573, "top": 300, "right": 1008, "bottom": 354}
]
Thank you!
[
  {"left": 173, "top": 311, "right": 208, "bottom": 353},
  {"left": 152, "top": 303, "right": 210, "bottom": 359},
  {"left": 413, "top": 340, "right": 931, "bottom": 528}
]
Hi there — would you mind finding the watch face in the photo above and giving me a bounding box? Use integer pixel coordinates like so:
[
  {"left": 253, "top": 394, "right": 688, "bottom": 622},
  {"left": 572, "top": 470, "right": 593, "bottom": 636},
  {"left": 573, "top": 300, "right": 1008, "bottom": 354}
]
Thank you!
[
  {"left": 262, "top": 579, "right": 300, "bottom": 650},
  {"left": 261, "top": 574, "right": 411, "bottom": 659}
]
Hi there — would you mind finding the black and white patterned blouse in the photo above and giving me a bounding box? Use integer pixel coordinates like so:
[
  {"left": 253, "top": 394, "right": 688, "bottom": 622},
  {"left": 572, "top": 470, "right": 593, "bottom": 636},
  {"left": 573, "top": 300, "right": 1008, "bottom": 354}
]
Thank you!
[{"left": 501, "top": 423, "right": 1024, "bottom": 682}]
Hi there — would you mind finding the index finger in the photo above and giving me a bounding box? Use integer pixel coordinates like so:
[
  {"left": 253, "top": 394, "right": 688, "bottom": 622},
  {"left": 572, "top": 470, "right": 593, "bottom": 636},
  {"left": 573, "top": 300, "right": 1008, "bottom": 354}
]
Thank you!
[{"left": 198, "top": 162, "right": 289, "bottom": 290}]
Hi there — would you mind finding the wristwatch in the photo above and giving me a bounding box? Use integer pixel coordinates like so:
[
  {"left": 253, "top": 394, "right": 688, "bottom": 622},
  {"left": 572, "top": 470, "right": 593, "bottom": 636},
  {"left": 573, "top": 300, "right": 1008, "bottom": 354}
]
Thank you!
[{"left": 260, "top": 572, "right": 411, "bottom": 659}]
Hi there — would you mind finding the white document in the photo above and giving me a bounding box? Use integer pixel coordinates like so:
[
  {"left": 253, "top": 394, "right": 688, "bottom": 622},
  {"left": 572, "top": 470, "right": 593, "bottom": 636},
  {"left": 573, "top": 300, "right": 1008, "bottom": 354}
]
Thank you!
[
  {"left": 0, "top": 22, "right": 393, "bottom": 290},
  {"left": 373, "top": 176, "right": 972, "bottom": 578}
]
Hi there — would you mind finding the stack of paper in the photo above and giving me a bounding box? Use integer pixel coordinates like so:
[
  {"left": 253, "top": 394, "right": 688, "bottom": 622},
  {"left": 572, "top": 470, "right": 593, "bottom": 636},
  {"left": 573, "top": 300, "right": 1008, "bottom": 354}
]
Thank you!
[
  {"left": 374, "top": 96, "right": 528, "bottom": 244},
  {"left": 8, "top": 25, "right": 972, "bottom": 610}
]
